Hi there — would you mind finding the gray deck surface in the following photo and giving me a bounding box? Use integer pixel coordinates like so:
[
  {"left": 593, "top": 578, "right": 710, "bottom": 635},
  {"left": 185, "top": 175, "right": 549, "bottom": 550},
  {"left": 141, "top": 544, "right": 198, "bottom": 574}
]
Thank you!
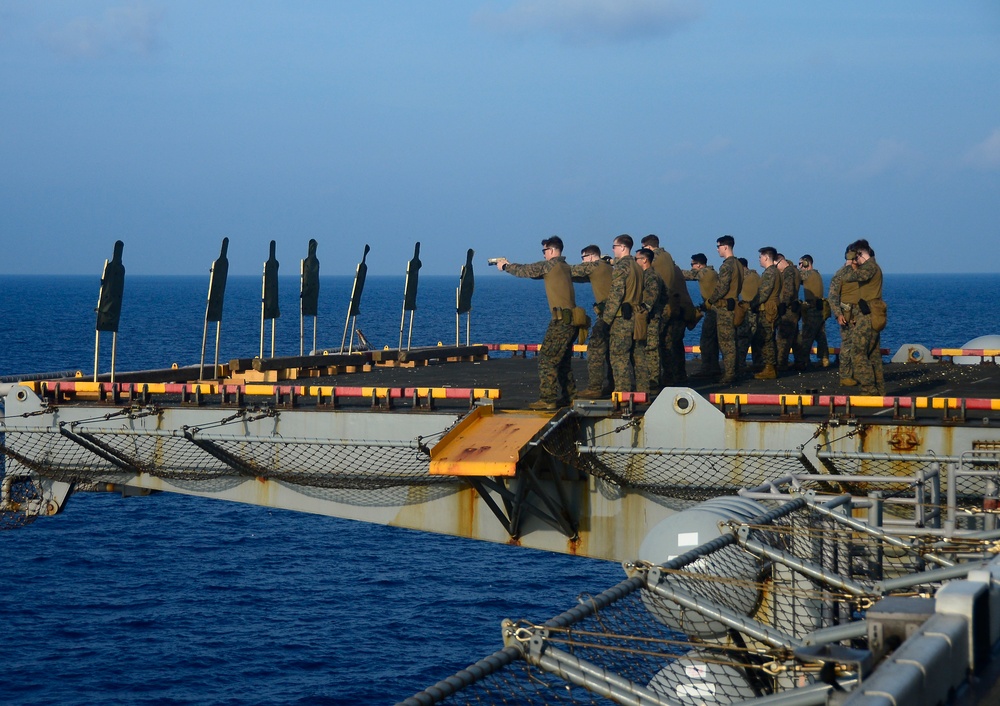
[
  {"left": 20, "top": 351, "right": 1000, "bottom": 423},
  {"left": 309, "top": 354, "right": 1000, "bottom": 422}
]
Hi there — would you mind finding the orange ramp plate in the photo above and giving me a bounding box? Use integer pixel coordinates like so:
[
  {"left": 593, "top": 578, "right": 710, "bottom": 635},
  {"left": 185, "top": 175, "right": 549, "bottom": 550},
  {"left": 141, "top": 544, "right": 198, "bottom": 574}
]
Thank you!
[{"left": 429, "top": 407, "right": 552, "bottom": 477}]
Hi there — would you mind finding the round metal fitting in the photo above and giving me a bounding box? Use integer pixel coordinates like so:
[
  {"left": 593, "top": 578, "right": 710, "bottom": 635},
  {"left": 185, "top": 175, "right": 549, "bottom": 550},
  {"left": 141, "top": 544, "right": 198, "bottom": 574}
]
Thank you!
[{"left": 672, "top": 391, "right": 695, "bottom": 415}]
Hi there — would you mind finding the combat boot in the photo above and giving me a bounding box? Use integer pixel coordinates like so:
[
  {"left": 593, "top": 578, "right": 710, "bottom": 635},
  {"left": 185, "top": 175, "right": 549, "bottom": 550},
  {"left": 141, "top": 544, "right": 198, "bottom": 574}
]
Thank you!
[
  {"left": 821, "top": 357, "right": 830, "bottom": 367},
  {"left": 754, "top": 365, "right": 777, "bottom": 380},
  {"left": 528, "top": 400, "right": 558, "bottom": 411},
  {"left": 576, "top": 388, "right": 605, "bottom": 400},
  {"left": 840, "top": 378, "right": 858, "bottom": 387}
]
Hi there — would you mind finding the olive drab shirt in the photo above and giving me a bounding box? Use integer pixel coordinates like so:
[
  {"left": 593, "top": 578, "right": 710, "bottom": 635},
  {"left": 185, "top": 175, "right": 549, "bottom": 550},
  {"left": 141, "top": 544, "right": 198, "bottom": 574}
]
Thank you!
[
  {"left": 603, "top": 255, "right": 643, "bottom": 325},
  {"left": 801, "top": 269, "right": 824, "bottom": 305},
  {"left": 709, "top": 255, "right": 743, "bottom": 306},
  {"left": 570, "top": 259, "right": 613, "bottom": 305},
  {"left": 741, "top": 268, "right": 761, "bottom": 304},
  {"left": 682, "top": 266, "right": 718, "bottom": 304},
  {"left": 650, "top": 247, "right": 678, "bottom": 295},
  {"left": 673, "top": 263, "right": 696, "bottom": 309},
  {"left": 828, "top": 265, "right": 861, "bottom": 309},
  {"left": 504, "top": 256, "right": 575, "bottom": 311},
  {"left": 843, "top": 257, "right": 883, "bottom": 302}
]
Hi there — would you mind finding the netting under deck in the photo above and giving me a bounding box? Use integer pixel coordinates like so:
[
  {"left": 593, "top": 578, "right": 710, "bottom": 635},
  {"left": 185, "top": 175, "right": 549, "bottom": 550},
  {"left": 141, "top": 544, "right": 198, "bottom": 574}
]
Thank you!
[
  {"left": 0, "top": 474, "right": 41, "bottom": 530},
  {"left": 0, "top": 426, "right": 447, "bottom": 489},
  {"left": 575, "top": 447, "right": 814, "bottom": 503}
]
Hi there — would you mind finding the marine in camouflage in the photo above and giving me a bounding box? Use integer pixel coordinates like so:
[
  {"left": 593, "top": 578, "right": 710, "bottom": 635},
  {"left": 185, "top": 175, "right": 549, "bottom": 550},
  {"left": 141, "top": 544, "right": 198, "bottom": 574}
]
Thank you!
[
  {"left": 571, "top": 258, "right": 613, "bottom": 393},
  {"left": 504, "top": 253, "right": 577, "bottom": 403},
  {"left": 776, "top": 262, "right": 800, "bottom": 369},
  {"left": 682, "top": 265, "right": 720, "bottom": 375},
  {"left": 634, "top": 263, "right": 667, "bottom": 394},
  {"left": 841, "top": 254, "right": 885, "bottom": 396},
  {"left": 708, "top": 253, "right": 743, "bottom": 382},
  {"left": 751, "top": 264, "right": 780, "bottom": 368},
  {"left": 828, "top": 262, "right": 858, "bottom": 381},
  {"left": 603, "top": 252, "right": 642, "bottom": 392}
]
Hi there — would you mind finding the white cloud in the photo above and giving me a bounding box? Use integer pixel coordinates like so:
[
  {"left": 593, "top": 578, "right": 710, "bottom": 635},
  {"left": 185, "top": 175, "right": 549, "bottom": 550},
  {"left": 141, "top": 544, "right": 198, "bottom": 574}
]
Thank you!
[
  {"left": 474, "top": 0, "right": 703, "bottom": 44},
  {"left": 43, "top": 4, "right": 163, "bottom": 59},
  {"left": 852, "top": 138, "right": 920, "bottom": 179},
  {"left": 963, "top": 128, "right": 1000, "bottom": 170}
]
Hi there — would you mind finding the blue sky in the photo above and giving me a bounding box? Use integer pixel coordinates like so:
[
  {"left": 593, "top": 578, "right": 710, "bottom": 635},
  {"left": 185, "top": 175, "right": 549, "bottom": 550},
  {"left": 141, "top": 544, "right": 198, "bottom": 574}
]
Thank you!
[{"left": 2, "top": 1, "right": 998, "bottom": 277}]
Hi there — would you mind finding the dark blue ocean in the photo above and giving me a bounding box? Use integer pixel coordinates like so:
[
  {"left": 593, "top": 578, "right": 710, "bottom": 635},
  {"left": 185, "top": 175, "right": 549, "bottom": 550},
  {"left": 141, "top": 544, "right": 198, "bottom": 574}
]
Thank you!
[{"left": 1, "top": 272, "right": 998, "bottom": 705}]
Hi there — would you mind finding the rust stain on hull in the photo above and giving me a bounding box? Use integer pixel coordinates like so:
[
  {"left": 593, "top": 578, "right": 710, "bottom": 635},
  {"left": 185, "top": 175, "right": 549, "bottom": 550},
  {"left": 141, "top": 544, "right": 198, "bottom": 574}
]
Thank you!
[{"left": 457, "top": 483, "right": 477, "bottom": 539}]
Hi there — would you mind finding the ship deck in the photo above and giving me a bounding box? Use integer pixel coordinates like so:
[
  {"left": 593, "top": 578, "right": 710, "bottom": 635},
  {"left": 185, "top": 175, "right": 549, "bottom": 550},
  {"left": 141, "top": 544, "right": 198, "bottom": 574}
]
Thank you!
[
  {"left": 269, "top": 353, "right": 1000, "bottom": 422},
  {"left": 12, "top": 349, "right": 1000, "bottom": 423}
]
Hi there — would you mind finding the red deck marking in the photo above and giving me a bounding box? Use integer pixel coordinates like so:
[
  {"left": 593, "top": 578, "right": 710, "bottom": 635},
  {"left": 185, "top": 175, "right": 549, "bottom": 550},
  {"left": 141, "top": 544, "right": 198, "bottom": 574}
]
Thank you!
[
  {"left": 613, "top": 391, "right": 650, "bottom": 404},
  {"left": 332, "top": 386, "right": 369, "bottom": 397}
]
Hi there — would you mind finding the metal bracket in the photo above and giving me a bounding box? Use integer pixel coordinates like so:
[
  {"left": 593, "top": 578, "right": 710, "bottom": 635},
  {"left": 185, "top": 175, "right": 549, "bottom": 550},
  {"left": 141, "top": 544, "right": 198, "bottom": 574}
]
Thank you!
[
  {"left": 467, "top": 454, "right": 579, "bottom": 541},
  {"left": 182, "top": 431, "right": 263, "bottom": 477},
  {"left": 58, "top": 424, "right": 147, "bottom": 476}
]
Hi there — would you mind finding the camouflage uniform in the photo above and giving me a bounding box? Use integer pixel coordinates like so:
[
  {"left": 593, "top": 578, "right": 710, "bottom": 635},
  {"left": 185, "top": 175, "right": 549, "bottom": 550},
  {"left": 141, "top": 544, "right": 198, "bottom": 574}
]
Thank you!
[
  {"left": 504, "top": 257, "right": 577, "bottom": 403},
  {"left": 603, "top": 254, "right": 643, "bottom": 392},
  {"left": 650, "top": 247, "right": 679, "bottom": 387},
  {"left": 707, "top": 255, "right": 744, "bottom": 383},
  {"left": 682, "top": 266, "right": 721, "bottom": 376},
  {"left": 571, "top": 259, "right": 613, "bottom": 394},
  {"left": 664, "top": 262, "right": 694, "bottom": 384},
  {"left": 776, "top": 265, "right": 800, "bottom": 369},
  {"left": 827, "top": 264, "right": 858, "bottom": 381},
  {"left": 841, "top": 257, "right": 885, "bottom": 395},
  {"left": 738, "top": 267, "right": 761, "bottom": 371},
  {"left": 796, "top": 268, "right": 829, "bottom": 367},
  {"left": 750, "top": 265, "right": 780, "bottom": 368},
  {"left": 634, "top": 267, "right": 667, "bottom": 393}
]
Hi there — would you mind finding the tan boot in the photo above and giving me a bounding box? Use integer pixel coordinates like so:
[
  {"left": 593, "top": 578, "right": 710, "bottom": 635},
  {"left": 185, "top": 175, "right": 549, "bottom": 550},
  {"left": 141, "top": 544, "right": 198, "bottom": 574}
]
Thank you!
[
  {"left": 528, "top": 400, "right": 558, "bottom": 410},
  {"left": 840, "top": 378, "right": 858, "bottom": 387},
  {"left": 754, "top": 365, "right": 777, "bottom": 380}
]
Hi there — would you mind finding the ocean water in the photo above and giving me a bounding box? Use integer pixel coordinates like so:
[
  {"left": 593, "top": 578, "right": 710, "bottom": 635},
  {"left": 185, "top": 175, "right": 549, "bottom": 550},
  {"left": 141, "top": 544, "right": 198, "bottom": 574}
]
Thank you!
[{"left": 1, "top": 272, "right": 998, "bottom": 705}]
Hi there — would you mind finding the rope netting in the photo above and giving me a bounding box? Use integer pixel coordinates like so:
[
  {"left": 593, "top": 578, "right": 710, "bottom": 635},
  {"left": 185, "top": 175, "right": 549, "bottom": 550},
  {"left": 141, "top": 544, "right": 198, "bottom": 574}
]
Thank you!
[
  {"left": 2, "top": 409, "right": 819, "bottom": 503},
  {"left": 575, "top": 449, "right": 813, "bottom": 502},
  {"left": 0, "top": 472, "right": 41, "bottom": 530},
  {"left": 403, "top": 501, "right": 999, "bottom": 705},
  {"left": 1, "top": 426, "right": 43, "bottom": 529},
  {"left": 0, "top": 426, "right": 449, "bottom": 489}
]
